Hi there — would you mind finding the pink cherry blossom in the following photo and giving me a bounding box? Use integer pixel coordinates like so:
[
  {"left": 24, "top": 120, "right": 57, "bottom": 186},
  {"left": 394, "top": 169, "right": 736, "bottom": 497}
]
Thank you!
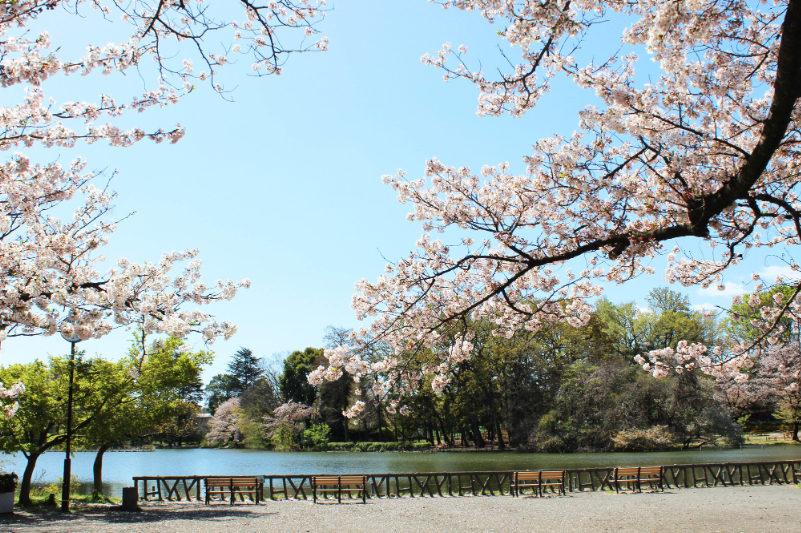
[{"left": 341, "top": 0, "right": 801, "bottom": 393}]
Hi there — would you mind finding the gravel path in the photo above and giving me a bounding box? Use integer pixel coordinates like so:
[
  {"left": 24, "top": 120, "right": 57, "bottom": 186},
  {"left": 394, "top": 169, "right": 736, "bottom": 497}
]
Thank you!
[{"left": 0, "top": 485, "right": 799, "bottom": 533}]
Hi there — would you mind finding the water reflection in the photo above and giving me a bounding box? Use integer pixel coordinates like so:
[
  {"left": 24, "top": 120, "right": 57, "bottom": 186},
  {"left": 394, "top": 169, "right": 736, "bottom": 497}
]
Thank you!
[{"left": 2, "top": 446, "right": 798, "bottom": 498}]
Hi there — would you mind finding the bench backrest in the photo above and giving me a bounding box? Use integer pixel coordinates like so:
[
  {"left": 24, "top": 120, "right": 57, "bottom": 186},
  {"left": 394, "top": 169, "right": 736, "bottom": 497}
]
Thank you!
[
  {"left": 515, "top": 471, "right": 564, "bottom": 481},
  {"left": 638, "top": 467, "right": 662, "bottom": 476},
  {"left": 205, "top": 477, "right": 260, "bottom": 484},
  {"left": 312, "top": 476, "right": 366, "bottom": 485},
  {"left": 615, "top": 468, "right": 641, "bottom": 476},
  {"left": 539, "top": 471, "right": 565, "bottom": 480}
]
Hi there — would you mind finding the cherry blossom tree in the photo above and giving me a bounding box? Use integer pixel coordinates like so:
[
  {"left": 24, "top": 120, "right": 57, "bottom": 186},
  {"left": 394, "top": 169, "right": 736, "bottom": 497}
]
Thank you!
[
  {"left": 317, "top": 0, "right": 801, "bottom": 413},
  {"left": 719, "top": 342, "right": 801, "bottom": 440},
  {"left": 263, "top": 400, "right": 314, "bottom": 448},
  {"left": 206, "top": 397, "right": 244, "bottom": 446},
  {"left": 0, "top": 0, "right": 328, "bottom": 343}
]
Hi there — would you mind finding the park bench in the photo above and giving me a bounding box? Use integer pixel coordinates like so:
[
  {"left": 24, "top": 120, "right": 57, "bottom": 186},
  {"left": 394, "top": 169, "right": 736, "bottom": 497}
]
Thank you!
[
  {"left": 512, "top": 470, "right": 566, "bottom": 497},
  {"left": 204, "top": 476, "right": 263, "bottom": 504},
  {"left": 613, "top": 466, "right": 663, "bottom": 493},
  {"left": 311, "top": 475, "right": 368, "bottom": 503}
]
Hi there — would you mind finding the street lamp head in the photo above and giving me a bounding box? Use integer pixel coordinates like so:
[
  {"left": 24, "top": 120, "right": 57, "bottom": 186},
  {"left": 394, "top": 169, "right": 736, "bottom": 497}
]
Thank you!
[{"left": 59, "top": 317, "right": 81, "bottom": 344}]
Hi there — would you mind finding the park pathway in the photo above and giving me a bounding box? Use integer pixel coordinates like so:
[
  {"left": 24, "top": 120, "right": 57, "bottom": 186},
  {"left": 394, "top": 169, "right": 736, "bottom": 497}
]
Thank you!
[{"left": 0, "top": 484, "right": 798, "bottom": 532}]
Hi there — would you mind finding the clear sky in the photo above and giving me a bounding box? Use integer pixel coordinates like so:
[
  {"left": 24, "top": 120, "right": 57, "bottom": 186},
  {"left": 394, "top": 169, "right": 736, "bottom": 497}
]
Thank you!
[{"left": 2, "top": 1, "right": 792, "bottom": 383}]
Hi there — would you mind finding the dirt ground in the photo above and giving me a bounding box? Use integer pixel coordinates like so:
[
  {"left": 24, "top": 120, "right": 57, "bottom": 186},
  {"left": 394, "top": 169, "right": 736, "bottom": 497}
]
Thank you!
[{"left": 0, "top": 484, "right": 799, "bottom": 533}]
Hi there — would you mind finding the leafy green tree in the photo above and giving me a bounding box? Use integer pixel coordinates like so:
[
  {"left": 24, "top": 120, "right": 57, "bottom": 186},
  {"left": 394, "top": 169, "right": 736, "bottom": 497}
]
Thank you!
[
  {"left": 726, "top": 285, "right": 799, "bottom": 344},
  {"left": 0, "top": 356, "right": 125, "bottom": 504},
  {"left": 206, "top": 374, "right": 240, "bottom": 413},
  {"left": 279, "top": 348, "right": 321, "bottom": 406},
  {"left": 239, "top": 377, "right": 281, "bottom": 421},
  {"left": 83, "top": 335, "right": 211, "bottom": 494}
]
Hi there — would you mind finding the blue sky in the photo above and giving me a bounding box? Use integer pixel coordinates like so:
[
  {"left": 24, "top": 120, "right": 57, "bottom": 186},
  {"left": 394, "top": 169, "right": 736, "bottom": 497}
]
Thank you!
[{"left": 2, "top": 1, "right": 790, "bottom": 382}]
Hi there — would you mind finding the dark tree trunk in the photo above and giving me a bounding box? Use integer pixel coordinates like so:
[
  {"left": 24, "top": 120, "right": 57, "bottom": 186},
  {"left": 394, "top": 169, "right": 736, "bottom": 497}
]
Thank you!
[
  {"left": 460, "top": 425, "right": 470, "bottom": 447},
  {"left": 93, "top": 443, "right": 111, "bottom": 495},
  {"left": 470, "top": 415, "right": 486, "bottom": 448},
  {"left": 18, "top": 452, "right": 41, "bottom": 506},
  {"left": 437, "top": 417, "right": 453, "bottom": 447},
  {"left": 494, "top": 416, "right": 506, "bottom": 450},
  {"left": 793, "top": 422, "right": 799, "bottom": 442},
  {"left": 376, "top": 404, "right": 384, "bottom": 442}
]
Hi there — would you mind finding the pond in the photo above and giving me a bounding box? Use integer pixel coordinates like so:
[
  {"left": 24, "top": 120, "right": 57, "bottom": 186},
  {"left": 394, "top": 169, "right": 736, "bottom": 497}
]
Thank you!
[{"left": 2, "top": 446, "right": 799, "bottom": 498}]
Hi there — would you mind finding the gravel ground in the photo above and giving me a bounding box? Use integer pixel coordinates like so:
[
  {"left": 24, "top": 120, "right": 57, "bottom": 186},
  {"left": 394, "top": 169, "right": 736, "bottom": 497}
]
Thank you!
[{"left": 0, "top": 485, "right": 799, "bottom": 533}]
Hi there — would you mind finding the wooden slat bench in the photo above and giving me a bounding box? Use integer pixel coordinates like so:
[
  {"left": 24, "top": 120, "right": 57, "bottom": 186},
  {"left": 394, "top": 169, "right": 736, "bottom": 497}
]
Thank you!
[
  {"left": 614, "top": 466, "right": 663, "bottom": 493},
  {"left": 311, "top": 476, "right": 368, "bottom": 504},
  {"left": 512, "top": 471, "right": 566, "bottom": 497},
  {"left": 204, "top": 476, "right": 263, "bottom": 504}
]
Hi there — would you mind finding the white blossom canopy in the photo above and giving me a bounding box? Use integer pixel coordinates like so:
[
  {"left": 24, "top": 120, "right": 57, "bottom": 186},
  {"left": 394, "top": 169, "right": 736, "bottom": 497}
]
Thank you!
[{"left": 318, "top": 0, "right": 801, "bottom": 413}]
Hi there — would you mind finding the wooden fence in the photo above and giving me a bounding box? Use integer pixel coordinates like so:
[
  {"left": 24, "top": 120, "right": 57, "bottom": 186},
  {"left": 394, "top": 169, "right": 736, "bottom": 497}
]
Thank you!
[{"left": 132, "top": 459, "right": 801, "bottom": 502}]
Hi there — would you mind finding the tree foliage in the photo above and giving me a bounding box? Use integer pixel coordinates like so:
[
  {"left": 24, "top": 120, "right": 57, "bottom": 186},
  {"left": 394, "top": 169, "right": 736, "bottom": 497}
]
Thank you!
[
  {"left": 0, "top": 356, "right": 125, "bottom": 504},
  {"left": 227, "top": 347, "right": 264, "bottom": 394},
  {"left": 331, "top": 0, "right": 801, "bottom": 393},
  {"left": 280, "top": 348, "right": 321, "bottom": 406},
  {"left": 0, "top": 0, "right": 330, "bottom": 342}
]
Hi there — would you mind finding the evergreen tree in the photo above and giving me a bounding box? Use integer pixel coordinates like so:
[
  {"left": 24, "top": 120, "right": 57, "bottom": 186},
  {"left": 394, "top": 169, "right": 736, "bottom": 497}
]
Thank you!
[{"left": 228, "top": 347, "right": 264, "bottom": 395}]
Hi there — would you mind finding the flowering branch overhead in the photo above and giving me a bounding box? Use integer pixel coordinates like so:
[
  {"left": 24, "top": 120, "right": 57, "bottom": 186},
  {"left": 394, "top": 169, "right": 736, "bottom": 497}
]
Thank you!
[{"left": 315, "top": 0, "right": 801, "bottom": 395}]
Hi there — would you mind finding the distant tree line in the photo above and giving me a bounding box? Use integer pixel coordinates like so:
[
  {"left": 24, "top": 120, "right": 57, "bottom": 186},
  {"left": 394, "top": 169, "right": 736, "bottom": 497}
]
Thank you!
[
  {"left": 3, "top": 287, "right": 799, "bottom": 505},
  {"left": 203, "top": 288, "right": 800, "bottom": 453}
]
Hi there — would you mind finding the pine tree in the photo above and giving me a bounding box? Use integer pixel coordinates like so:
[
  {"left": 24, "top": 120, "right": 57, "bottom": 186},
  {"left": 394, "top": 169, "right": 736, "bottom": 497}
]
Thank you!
[{"left": 228, "top": 347, "right": 264, "bottom": 395}]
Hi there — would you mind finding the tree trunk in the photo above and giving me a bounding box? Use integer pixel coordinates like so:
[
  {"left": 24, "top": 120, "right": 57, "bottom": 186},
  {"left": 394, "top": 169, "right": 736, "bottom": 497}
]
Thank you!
[
  {"left": 460, "top": 425, "right": 470, "bottom": 447},
  {"left": 470, "top": 415, "right": 486, "bottom": 448},
  {"left": 376, "top": 404, "right": 384, "bottom": 442},
  {"left": 494, "top": 416, "right": 506, "bottom": 450},
  {"left": 793, "top": 421, "right": 799, "bottom": 442},
  {"left": 93, "top": 443, "right": 111, "bottom": 495},
  {"left": 437, "top": 417, "right": 453, "bottom": 447},
  {"left": 18, "top": 452, "right": 41, "bottom": 506}
]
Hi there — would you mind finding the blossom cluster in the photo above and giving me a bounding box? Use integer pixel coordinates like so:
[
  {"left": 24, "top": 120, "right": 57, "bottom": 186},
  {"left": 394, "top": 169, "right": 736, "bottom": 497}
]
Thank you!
[
  {"left": 0, "top": 153, "right": 250, "bottom": 342},
  {"left": 0, "top": 380, "right": 25, "bottom": 418},
  {"left": 339, "top": 0, "right": 801, "bottom": 391},
  {"left": 263, "top": 401, "right": 316, "bottom": 434},
  {"left": 718, "top": 342, "right": 801, "bottom": 417}
]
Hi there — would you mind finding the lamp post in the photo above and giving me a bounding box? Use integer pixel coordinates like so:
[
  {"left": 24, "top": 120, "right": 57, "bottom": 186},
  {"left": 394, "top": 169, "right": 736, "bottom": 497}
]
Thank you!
[{"left": 60, "top": 319, "right": 81, "bottom": 513}]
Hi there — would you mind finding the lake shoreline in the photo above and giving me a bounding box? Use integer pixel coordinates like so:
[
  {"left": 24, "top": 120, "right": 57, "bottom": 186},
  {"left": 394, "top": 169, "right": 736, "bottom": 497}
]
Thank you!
[
  {"left": 2, "top": 484, "right": 799, "bottom": 532},
  {"left": 3, "top": 446, "right": 799, "bottom": 499}
]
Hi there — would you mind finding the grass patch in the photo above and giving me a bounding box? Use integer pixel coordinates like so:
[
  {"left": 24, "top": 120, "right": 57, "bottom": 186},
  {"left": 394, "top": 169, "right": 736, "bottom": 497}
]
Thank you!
[{"left": 15, "top": 492, "right": 120, "bottom": 513}]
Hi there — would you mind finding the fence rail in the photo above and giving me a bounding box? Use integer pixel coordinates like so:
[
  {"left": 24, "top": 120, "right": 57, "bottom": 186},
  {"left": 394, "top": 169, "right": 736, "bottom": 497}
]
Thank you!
[{"left": 132, "top": 459, "right": 801, "bottom": 502}]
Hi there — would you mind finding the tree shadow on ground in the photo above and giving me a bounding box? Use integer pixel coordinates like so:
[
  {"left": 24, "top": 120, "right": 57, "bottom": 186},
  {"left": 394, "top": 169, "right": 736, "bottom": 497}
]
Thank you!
[{"left": 1, "top": 503, "right": 276, "bottom": 526}]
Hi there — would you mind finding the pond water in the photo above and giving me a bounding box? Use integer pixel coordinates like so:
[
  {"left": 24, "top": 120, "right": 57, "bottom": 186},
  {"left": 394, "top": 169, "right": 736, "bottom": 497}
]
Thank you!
[{"left": 2, "top": 446, "right": 798, "bottom": 497}]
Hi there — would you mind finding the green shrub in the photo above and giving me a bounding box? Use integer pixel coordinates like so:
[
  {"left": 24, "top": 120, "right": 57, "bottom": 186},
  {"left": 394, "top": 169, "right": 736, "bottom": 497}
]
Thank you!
[
  {"left": 0, "top": 473, "right": 17, "bottom": 493},
  {"left": 302, "top": 424, "right": 331, "bottom": 449},
  {"left": 326, "top": 442, "right": 354, "bottom": 451}
]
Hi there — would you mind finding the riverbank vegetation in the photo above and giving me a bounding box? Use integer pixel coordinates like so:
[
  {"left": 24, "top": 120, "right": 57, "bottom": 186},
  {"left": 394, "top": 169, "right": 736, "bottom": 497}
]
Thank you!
[
  {"left": 1, "top": 288, "right": 799, "bottom": 502},
  {"left": 198, "top": 288, "right": 798, "bottom": 454}
]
